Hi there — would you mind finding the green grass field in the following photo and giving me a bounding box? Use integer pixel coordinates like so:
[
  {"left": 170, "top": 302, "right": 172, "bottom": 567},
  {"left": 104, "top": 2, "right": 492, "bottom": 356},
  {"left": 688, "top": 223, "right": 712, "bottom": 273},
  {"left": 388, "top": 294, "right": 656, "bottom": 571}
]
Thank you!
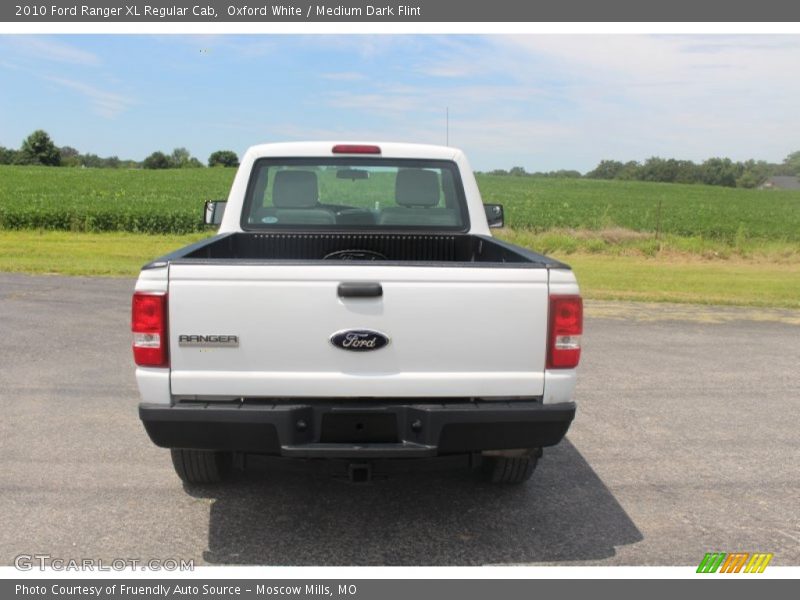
[
  {"left": 1, "top": 165, "right": 799, "bottom": 308},
  {"left": 2, "top": 165, "right": 800, "bottom": 240},
  {"left": 0, "top": 166, "right": 233, "bottom": 234},
  {"left": 478, "top": 176, "right": 800, "bottom": 242},
  {"left": 1, "top": 230, "right": 797, "bottom": 308}
]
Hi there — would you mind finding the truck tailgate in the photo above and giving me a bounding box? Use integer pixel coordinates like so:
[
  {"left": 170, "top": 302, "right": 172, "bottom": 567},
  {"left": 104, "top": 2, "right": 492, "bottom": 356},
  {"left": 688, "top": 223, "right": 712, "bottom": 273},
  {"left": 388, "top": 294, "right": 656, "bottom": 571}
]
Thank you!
[{"left": 167, "top": 264, "right": 549, "bottom": 398}]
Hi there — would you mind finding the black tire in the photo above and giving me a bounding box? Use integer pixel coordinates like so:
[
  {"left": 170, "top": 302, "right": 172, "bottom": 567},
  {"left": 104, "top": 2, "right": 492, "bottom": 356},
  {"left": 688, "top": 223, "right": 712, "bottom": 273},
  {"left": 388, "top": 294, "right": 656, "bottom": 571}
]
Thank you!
[
  {"left": 170, "top": 449, "right": 232, "bottom": 484},
  {"left": 482, "top": 449, "right": 539, "bottom": 484}
]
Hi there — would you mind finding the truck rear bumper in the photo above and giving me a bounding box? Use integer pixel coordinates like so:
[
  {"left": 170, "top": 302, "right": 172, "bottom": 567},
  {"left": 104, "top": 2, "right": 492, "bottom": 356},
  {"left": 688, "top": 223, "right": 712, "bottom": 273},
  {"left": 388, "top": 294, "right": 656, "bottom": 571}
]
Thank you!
[{"left": 139, "top": 400, "right": 576, "bottom": 458}]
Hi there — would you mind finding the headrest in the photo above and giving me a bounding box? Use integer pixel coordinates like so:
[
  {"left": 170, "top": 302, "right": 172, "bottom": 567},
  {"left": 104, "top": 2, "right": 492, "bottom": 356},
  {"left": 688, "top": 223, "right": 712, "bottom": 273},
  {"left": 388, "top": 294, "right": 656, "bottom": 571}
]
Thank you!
[
  {"left": 273, "top": 170, "right": 319, "bottom": 208},
  {"left": 395, "top": 169, "right": 440, "bottom": 207}
]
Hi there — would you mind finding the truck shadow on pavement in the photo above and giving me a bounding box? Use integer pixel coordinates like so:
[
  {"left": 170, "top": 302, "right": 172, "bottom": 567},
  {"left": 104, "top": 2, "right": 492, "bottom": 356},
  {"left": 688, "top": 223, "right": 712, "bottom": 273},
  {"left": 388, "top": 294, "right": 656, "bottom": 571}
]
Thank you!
[{"left": 189, "top": 439, "right": 641, "bottom": 565}]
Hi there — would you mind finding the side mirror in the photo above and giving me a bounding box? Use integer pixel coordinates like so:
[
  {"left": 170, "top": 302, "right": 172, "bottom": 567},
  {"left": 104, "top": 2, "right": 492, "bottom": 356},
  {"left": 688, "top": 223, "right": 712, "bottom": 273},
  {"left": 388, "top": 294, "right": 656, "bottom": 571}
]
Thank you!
[
  {"left": 484, "top": 203, "right": 504, "bottom": 228},
  {"left": 204, "top": 200, "right": 227, "bottom": 226}
]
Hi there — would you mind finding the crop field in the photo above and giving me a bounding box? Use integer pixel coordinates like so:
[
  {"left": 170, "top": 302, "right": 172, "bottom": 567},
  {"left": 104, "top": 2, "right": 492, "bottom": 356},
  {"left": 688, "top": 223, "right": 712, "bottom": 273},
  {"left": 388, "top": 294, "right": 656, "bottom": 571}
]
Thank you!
[
  {"left": 2, "top": 166, "right": 799, "bottom": 306},
  {"left": 2, "top": 166, "right": 800, "bottom": 241},
  {"left": 0, "top": 166, "right": 233, "bottom": 234},
  {"left": 478, "top": 176, "right": 800, "bottom": 243}
]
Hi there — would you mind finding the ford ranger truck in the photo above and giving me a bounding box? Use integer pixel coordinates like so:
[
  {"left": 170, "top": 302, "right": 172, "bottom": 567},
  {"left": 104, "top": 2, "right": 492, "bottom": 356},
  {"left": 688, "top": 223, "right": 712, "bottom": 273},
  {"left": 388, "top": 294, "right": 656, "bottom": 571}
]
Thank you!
[{"left": 133, "top": 142, "right": 582, "bottom": 485}]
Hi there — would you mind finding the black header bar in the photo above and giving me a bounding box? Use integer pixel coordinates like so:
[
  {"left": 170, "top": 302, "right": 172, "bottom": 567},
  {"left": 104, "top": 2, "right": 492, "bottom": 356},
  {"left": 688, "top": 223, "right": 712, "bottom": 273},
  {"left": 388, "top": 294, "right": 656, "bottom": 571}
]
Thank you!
[{"left": 4, "top": 0, "right": 800, "bottom": 22}]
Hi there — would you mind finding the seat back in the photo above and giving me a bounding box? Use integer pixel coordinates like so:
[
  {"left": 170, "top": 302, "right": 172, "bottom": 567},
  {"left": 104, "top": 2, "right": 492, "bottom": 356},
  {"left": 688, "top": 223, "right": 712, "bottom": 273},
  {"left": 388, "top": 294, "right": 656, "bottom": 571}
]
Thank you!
[
  {"left": 395, "top": 168, "right": 441, "bottom": 207},
  {"left": 378, "top": 168, "right": 459, "bottom": 226},
  {"left": 257, "top": 170, "right": 335, "bottom": 225},
  {"left": 273, "top": 170, "right": 319, "bottom": 208}
]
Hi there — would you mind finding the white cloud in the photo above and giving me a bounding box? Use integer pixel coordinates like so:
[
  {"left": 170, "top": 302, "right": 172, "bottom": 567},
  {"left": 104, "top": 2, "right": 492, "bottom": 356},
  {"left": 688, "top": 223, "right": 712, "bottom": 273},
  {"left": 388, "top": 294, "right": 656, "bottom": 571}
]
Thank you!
[
  {"left": 46, "top": 77, "right": 134, "bottom": 119},
  {"left": 305, "top": 35, "right": 800, "bottom": 169},
  {"left": 6, "top": 35, "right": 798, "bottom": 171},
  {"left": 305, "top": 35, "right": 419, "bottom": 60},
  {"left": 324, "top": 89, "right": 431, "bottom": 114},
  {"left": 321, "top": 71, "right": 367, "bottom": 81},
  {"left": 483, "top": 35, "right": 800, "bottom": 165},
  {"left": 322, "top": 80, "right": 548, "bottom": 120},
  {"left": 7, "top": 36, "right": 100, "bottom": 66},
  {"left": 499, "top": 35, "right": 800, "bottom": 82}
]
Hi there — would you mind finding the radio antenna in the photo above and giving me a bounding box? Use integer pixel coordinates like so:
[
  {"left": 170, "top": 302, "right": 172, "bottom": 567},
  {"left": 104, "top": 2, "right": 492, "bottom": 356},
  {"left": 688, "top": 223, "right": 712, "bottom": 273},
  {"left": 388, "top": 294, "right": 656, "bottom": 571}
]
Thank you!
[{"left": 446, "top": 107, "right": 449, "bottom": 146}]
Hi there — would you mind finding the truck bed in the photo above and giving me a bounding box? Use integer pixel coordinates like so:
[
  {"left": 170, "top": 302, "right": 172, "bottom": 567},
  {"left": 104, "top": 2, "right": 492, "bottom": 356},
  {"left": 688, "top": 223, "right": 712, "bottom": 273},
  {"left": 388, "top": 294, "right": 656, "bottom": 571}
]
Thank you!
[{"left": 145, "top": 232, "right": 568, "bottom": 269}]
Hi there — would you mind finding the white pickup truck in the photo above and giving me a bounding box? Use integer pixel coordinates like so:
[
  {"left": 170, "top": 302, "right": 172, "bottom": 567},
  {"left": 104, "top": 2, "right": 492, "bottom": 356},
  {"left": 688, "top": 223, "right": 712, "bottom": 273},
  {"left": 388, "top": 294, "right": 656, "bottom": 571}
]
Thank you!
[{"left": 133, "top": 142, "right": 582, "bottom": 485}]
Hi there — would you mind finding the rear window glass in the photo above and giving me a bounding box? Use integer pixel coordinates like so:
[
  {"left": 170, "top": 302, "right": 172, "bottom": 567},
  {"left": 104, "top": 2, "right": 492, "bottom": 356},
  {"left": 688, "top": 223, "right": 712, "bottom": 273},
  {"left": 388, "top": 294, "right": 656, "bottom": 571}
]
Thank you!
[{"left": 241, "top": 158, "right": 468, "bottom": 231}]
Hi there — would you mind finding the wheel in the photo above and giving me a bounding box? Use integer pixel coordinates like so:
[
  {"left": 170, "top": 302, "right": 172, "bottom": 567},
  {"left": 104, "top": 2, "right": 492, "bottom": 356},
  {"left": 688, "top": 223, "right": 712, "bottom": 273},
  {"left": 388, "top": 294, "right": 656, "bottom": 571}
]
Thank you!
[
  {"left": 482, "top": 448, "right": 540, "bottom": 484},
  {"left": 170, "top": 449, "right": 232, "bottom": 484}
]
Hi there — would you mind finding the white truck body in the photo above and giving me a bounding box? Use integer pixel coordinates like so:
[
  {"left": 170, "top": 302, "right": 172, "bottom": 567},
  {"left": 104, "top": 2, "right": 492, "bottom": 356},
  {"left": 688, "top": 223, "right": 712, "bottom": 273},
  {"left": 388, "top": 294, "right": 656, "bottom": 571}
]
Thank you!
[{"left": 133, "top": 142, "right": 581, "bottom": 484}]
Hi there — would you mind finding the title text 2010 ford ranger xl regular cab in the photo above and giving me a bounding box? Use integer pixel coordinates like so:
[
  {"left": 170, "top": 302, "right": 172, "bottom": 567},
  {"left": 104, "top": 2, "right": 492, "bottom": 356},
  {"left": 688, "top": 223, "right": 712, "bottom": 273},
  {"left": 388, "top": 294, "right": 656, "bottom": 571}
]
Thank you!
[{"left": 133, "top": 142, "right": 582, "bottom": 485}]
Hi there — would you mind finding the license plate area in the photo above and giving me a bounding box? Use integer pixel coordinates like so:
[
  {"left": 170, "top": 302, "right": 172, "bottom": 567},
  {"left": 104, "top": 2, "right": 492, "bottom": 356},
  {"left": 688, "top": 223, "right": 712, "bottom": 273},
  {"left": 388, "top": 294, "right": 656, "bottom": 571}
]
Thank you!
[{"left": 320, "top": 413, "right": 399, "bottom": 443}]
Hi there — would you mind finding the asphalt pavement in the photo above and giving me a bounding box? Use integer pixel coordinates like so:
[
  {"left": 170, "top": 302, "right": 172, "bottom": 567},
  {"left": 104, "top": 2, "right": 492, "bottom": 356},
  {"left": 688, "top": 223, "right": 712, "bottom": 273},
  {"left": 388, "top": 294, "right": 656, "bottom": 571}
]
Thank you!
[{"left": 0, "top": 273, "right": 798, "bottom": 566}]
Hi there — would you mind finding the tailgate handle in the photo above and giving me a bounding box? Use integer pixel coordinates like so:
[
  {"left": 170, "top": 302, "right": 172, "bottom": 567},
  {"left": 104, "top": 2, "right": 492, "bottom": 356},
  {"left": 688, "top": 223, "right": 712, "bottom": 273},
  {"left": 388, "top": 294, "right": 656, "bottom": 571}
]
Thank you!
[{"left": 338, "top": 282, "right": 383, "bottom": 298}]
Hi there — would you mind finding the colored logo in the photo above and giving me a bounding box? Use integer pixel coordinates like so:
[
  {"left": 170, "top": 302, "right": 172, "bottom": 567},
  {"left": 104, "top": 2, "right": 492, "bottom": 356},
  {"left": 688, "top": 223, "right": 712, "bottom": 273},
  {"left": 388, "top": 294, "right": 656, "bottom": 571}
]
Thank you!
[{"left": 697, "top": 552, "right": 773, "bottom": 573}]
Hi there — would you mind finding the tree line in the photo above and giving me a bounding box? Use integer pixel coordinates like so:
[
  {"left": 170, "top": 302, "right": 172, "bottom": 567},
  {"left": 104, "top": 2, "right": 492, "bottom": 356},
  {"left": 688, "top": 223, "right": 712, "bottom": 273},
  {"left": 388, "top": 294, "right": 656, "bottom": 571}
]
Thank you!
[
  {"left": 483, "top": 151, "right": 800, "bottom": 189},
  {"left": 584, "top": 153, "right": 800, "bottom": 188},
  {"left": 0, "top": 130, "right": 239, "bottom": 169},
  {"left": 6, "top": 129, "right": 799, "bottom": 188}
]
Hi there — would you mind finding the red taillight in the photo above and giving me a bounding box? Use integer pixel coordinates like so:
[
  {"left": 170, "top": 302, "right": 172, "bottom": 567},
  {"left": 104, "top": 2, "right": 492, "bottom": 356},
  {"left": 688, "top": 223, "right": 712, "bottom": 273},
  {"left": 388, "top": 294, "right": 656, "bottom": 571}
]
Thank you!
[
  {"left": 132, "top": 292, "right": 168, "bottom": 367},
  {"left": 547, "top": 295, "right": 582, "bottom": 369},
  {"left": 331, "top": 144, "right": 381, "bottom": 154}
]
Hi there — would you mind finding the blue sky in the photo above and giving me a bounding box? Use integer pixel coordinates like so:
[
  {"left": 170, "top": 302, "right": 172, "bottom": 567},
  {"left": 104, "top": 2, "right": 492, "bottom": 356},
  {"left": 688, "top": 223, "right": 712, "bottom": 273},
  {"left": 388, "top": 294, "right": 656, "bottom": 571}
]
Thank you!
[{"left": 1, "top": 34, "right": 799, "bottom": 171}]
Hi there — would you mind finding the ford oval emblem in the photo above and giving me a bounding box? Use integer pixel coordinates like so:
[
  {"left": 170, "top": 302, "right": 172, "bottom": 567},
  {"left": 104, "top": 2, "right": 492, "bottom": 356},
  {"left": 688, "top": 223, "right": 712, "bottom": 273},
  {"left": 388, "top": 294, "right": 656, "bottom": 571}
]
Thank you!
[{"left": 330, "top": 329, "right": 390, "bottom": 351}]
